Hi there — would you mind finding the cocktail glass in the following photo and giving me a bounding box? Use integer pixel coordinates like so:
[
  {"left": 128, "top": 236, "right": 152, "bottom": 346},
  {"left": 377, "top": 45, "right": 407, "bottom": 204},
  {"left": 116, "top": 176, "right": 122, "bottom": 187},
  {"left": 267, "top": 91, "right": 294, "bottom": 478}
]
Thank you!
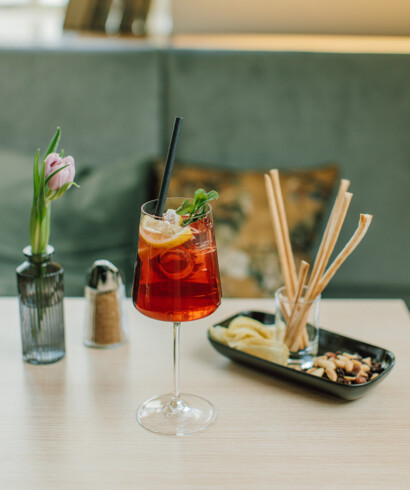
[{"left": 132, "top": 197, "right": 222, "bottom": 435}]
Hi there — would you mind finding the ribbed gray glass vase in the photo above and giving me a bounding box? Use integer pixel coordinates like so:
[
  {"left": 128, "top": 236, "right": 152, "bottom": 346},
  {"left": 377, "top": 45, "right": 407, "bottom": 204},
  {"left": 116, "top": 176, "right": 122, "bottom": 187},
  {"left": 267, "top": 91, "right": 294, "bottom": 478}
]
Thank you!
[{"left": 16, "top": 245, "right": 65, "bottom": 364}]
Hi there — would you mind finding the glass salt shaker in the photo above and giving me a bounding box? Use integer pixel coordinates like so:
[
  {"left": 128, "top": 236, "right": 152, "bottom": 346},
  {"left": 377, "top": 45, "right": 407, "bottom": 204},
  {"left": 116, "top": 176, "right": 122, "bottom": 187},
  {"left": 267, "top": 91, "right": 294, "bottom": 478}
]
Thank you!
[{"left": 84, "top": 260, "right": 128, "bottom": 348}]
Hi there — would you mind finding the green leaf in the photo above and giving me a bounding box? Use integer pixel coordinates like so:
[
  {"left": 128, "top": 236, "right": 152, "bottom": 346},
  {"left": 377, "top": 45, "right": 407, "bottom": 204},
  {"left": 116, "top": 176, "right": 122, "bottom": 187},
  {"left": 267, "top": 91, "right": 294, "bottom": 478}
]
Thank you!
[
  {"left": 33, "top": 149, "right": 40, "bottom": 199},
  {"left": 176, "top": 188, "right": 219, "bottom": 226},
  {"left": 206, "top": 190, "right": 219, "bottom": 201},
  {"left": 38, "top": 158, "right": 46, "bottom": 219},
  {"left": 42, "top": 127, "right": 61, "bottom": 161},
  {"left": 44, "top": 163, "right": 70, "bottom": 185},
  {"left": 176, "top": 199, "right": 194, "bottom": 216},
  {"left": 29, "top": 199, "right": 38, "bottom": 249},
  {"left": 49, "top": 181, "right": 72, "bottom": 201},
  {"left": 193, "top": 188, "right": 207, "bottom": 201}
]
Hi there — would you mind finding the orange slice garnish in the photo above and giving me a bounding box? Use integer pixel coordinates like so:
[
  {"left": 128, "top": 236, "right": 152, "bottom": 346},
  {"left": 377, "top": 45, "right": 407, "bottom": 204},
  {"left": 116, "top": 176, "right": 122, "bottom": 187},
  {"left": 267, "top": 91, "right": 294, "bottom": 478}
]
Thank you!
[{"left": 140, "top": 215, "right": 193, "bottom": 249}]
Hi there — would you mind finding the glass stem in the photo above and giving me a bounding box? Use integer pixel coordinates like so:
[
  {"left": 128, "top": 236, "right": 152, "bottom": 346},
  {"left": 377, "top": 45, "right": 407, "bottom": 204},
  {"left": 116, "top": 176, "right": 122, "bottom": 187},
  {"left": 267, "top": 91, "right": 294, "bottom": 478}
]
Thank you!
[{"left": 172, "top": 322, "right": 181, "bottom": 402}]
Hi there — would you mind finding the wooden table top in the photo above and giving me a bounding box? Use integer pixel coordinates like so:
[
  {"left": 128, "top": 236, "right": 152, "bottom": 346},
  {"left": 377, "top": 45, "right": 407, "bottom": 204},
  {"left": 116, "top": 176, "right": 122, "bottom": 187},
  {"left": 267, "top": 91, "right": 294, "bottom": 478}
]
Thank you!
[
  {"left": 170, "top": 34, "right": 410, "bottom": 54},
  {"left": 1, "top": 297, "right": 409, "bottom": 489}
]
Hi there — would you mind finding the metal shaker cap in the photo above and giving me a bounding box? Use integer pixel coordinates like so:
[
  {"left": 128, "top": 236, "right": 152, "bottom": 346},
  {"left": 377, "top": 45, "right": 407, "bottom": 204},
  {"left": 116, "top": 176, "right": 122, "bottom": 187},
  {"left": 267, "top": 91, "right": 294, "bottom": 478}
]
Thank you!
[{"left": 86, "top": 260, "right": 123, "bottom": 292}]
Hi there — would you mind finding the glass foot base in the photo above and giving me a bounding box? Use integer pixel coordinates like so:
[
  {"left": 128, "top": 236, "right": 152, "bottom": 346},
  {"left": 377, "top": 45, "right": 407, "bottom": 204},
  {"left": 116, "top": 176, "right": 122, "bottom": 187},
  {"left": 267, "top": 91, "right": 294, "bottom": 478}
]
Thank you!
[{"left": 137, "top": 393, "right": 216, "bottom": 436}]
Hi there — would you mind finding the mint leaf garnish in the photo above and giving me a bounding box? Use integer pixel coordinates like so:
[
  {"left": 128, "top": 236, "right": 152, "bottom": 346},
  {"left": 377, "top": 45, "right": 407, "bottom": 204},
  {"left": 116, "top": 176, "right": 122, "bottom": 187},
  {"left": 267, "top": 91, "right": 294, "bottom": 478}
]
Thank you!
[{"left": 176, "top": 188, "right": 219, "bottom": 226}]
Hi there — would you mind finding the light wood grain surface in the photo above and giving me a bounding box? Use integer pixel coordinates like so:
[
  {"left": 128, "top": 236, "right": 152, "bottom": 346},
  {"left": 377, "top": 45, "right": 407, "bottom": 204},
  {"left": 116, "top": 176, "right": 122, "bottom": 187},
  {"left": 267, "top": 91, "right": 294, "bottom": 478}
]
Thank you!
[
  {"left": 1, "top": 298, "right": 409, "bottom": 489},
  {"left": 170, "top": 34, "right": 410, "bottom": 54}
]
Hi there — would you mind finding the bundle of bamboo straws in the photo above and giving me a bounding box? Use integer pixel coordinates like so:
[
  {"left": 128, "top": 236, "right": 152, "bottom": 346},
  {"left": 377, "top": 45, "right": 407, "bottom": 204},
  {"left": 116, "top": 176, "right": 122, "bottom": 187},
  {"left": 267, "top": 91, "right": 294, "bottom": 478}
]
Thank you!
[{"left": 264, "top": 170, "right": 373, "bottom": 353}]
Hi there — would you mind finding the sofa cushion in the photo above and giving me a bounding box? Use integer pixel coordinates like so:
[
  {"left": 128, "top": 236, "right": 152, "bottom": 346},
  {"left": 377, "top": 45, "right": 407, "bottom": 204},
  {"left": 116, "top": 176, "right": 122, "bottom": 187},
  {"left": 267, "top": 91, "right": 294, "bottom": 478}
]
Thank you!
[
  {"left": 164, "top": 50, "right": 410, "bottom": 297},
  {"left": 152, "top": 160, "right": 339, "bottom": 298},
  {"left": 0, "top": 147, "right": 149, "bottom": 296}
]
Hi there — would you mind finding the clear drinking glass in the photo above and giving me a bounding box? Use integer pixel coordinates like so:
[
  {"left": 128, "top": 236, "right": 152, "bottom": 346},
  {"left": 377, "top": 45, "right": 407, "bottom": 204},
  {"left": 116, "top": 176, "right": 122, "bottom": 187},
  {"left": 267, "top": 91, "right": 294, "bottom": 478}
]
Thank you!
[
  {"left": 132, "top": 197, "right": 222, "bottom": 435},
  {"left": 275, "top": 286, "right": 320, "bottom": 369}
]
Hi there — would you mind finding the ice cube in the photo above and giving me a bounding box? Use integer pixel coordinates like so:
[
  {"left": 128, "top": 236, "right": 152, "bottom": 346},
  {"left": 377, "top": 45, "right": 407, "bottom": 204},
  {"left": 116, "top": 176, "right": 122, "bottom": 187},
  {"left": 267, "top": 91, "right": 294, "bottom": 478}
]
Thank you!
[{"left": 163, "top": 208, "right": 180, "bottom": 225}]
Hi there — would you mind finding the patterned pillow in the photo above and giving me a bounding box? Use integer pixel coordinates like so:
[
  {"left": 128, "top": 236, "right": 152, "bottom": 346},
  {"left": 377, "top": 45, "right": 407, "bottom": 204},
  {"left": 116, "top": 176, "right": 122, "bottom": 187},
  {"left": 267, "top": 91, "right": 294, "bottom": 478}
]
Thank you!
[{"left": 152, "top": 161, "right": 339, "bottom": 298}]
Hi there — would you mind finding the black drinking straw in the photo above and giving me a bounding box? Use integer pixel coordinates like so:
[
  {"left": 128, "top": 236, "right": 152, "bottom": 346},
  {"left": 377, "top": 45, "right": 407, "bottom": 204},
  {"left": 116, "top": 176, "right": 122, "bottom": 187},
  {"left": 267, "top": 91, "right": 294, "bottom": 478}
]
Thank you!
[{"left": 155, "top": 116, "right": 184, "bottom": 217}]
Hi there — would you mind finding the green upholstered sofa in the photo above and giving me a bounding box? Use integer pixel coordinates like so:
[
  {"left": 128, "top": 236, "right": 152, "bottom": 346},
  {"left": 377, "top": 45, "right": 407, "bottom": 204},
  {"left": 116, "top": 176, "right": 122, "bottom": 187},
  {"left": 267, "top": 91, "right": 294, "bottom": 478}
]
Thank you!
[{"left": 1, "top": 39, "right": 409, "bottom": 304}]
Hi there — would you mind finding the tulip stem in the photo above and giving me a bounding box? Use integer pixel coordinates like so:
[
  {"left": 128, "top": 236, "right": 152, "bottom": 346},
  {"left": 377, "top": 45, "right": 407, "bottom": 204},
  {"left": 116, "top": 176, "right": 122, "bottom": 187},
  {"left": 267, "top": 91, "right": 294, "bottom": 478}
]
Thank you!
[{"left": 30, "top": 202, "right": 50, "bottom": 254}]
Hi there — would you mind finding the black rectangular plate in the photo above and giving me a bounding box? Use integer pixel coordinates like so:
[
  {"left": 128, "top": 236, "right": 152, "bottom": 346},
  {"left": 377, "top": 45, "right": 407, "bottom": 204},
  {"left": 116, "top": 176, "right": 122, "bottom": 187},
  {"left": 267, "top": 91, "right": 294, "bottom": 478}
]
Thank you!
[{"left": 208, "top": 310, "right": 395, "bottom": 400}]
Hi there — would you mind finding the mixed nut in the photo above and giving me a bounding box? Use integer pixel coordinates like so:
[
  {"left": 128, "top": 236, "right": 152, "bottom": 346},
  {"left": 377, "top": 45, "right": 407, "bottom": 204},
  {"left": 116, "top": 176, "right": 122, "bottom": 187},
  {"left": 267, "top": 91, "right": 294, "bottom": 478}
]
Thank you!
[{"left": 303, "top": 351, "right": 383, "bottom": 384}]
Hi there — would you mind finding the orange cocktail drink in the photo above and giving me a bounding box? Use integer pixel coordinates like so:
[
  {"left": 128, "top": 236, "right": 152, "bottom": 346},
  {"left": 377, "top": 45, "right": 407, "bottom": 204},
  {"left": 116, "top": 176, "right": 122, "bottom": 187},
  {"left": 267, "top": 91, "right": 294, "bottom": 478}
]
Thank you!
[
  {"left": 133, "top": 204, "right": 221, "bottom": 322},
  {"left": 132, "top": 195, "right": 221, "bottom": 436}
]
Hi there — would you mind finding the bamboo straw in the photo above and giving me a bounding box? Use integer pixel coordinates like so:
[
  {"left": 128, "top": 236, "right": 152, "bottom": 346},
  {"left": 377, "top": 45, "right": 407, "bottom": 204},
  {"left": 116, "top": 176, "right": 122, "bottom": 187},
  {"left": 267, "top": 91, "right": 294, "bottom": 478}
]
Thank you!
[
  {"left": 290, "top": 308, "right": 311, "bottom": 353},
  {"left": 284, "top": 261, "right": 310, "bottom": 345},
  {"left": 288, "top": 211, "right": 372, "bottom": 350},
  {"left": 307, "top": 179, "right": 350, "bottom": 296},
  {"left": 317, "top": 214, "right": 373, "bottom": 293},
  {"left": 264, "top": 174, "right": 294, "bottom": 300},
  {"left": 269, "top": 170, "right": 297, "bottom": 297},
  {"left": 306, "top": 191, "right": 353, "bottom": 300},
  {"left": 264, "top": 170, "right": 373, "bottom": 357},
  {"left": 279, "top": 298, "right": 290, "bottom": 324},
  {"left": 288, "top": 215, "right": 372, "bottom": 351},
  {"left": 298, "top": 264, "right": 312, "bottom": 349}
]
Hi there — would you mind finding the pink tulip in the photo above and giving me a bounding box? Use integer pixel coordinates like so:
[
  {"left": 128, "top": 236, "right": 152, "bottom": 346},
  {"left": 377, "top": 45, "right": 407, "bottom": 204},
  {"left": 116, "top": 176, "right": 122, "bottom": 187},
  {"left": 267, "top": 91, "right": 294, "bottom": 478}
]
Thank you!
[{"left": 45, "top": 153, "right": 75, "bottom": 191}]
